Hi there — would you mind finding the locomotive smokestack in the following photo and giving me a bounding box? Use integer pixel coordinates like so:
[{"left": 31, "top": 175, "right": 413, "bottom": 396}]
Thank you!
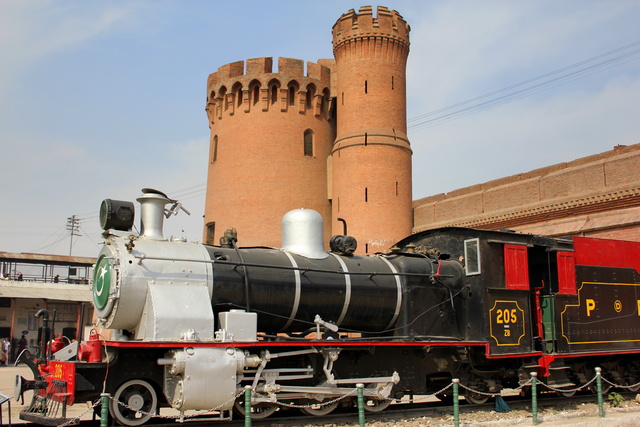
[{"left": 137, "top": 188, "right": 171, "bottom": 240}]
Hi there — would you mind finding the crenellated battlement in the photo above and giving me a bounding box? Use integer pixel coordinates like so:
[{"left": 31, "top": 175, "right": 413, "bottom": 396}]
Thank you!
[
  {"left": 207, "top": 57, "right": 332, "bottom": 92},
  {"left": 205, "top": 57, "right": 334, "bottom": 124},
  {"left": 332, "top": 5, "right": 410, "bottom": 51}
]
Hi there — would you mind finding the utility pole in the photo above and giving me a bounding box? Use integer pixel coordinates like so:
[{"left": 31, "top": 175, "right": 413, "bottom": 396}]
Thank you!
[{"left": 66, "top": 215, "right": 81, "bottom": 256}]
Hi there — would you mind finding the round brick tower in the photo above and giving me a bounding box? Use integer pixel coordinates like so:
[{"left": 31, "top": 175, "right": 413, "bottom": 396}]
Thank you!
[
  {"left": 331, "top": 6, "right": 413, "bottom": 254},
  {"left": 203, "top": 57, "right": 335, "bottom": 247}
]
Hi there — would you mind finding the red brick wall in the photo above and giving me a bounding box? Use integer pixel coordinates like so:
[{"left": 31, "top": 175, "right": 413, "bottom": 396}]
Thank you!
[{"left": 413, "top": 144, "right": 640, "bottom": 242}]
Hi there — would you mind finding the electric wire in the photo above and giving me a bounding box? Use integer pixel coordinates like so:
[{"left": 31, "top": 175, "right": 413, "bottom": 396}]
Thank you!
[{"left": 407, "top": 40, "right": 640, "bottom": 131}]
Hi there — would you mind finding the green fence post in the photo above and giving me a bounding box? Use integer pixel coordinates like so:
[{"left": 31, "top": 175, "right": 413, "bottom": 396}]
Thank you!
[
  {"left": 530, "top": 372, "right": 538, "bottom": 425},
  {"left": 595, "top": 367, "right": 605, "bottom": 418},
  {"left": 100, "top": 393, "right": 109, "bottom": 427},
  {"left": 244, "top": 385, "right": 252, "bottom": 427},
  {"left": 452, "top": 378, "right": 460, "bottom": 427},
  {"left": 357, "top": 383, "right": 365, "bottom": 427}
]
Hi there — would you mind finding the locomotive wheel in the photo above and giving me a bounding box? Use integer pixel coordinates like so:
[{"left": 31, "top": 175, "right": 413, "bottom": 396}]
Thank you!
[
  {"left": 233, "top": 398, "right": 279, "bottom": 420},
  {"left": 357, "top": 383, "right": 393, "bottom": 412},
  {"left": 363, "top": 398, "right": 392, "bottom": 412},
  {"left": 109, "top": 379, "right": 158, "bottom": 426},
  {"left": 588, "top": 381, "right": 611, "bottom": 394},
  {"left": 464, "top": 391, "right": 489, "bottom": 405},
  {"left": 299, "top": 400, "right": 339, "bottom": 416},
  {"left": 555, "top": 388, "right": 576, "bottom": 397}
]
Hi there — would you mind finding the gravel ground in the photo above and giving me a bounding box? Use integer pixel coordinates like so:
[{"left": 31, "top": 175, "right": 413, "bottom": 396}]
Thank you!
[
  {"left": 312, "top": 395, "right": 640, "bottom": 427},
  {"left": 323, "top": 397, "right": 640, "bottom": 427}
]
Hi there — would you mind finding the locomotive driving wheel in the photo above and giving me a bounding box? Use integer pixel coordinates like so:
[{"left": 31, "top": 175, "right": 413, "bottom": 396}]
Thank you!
[
  {"left": 109, "top": 379, "right": 158, "bottom": 426},
  {"left": 464, "top": 390, "right": 489, "bottom": 405},
  {"left": 233, "top": 398, "right": 279, "bottom": 420},
  {"left": 299, "top": 399, "right": 340, "bottom": 416},
  {"left": 555, "top": 387, "right": 576, "bottom": 397},
  {"left": 357, "top": 383, "right": 392, "bottom": 412},
  {"left": 363, "top": 397, "right": 392, "bottom": 412}
]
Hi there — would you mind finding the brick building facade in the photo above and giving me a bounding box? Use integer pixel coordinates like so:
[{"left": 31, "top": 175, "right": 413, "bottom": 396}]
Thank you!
[{"left": 413, "top": 143, "right": 640, "bottom": 242}]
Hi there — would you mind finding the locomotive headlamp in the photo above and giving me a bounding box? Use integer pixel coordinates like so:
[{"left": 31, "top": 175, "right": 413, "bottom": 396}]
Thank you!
[{"left": 99, "top": 199, "right": 135, "bottom": 231}]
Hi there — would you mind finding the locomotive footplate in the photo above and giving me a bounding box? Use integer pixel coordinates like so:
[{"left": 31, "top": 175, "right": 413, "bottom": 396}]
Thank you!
[{"left": 19, "top": 413, "right": 77, "bottom": 427}]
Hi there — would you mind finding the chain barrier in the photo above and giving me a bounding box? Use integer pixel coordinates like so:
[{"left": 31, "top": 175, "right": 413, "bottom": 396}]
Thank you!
[
  {"left": 269, "top": 388, "right": 359, "bottom": 409},
  {"left": 458, "top": 383, "right": 501, "bottom": 398},
  {"left": 601, "top": 376, "right": 640, "bottom": 391},
  {"left": 535, "top": 375, "right": 597, "bottom": 394},
  {"left": 430, "top": 382, "right": 454, "bottom": 397},
  {"left": 456, "top": 379, "right": 530, "bottom": 398},
  {"left": 52, "top": 370, "right": 640, "bottom": 426}
]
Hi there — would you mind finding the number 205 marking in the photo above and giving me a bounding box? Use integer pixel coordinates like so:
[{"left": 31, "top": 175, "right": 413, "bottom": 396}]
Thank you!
[{"left": 496, "top": 308, "right": 518, "bottom": 324}]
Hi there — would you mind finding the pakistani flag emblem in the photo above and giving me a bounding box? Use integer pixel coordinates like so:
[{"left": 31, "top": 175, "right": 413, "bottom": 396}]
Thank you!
[{"left": 93, "top": 255, "right": 112, "bottom": 310}]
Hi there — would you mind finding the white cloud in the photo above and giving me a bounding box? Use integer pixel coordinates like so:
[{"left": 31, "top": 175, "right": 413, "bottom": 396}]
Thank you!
[{"left": 0, "top": 1, "right": 146, "bottom": 95}]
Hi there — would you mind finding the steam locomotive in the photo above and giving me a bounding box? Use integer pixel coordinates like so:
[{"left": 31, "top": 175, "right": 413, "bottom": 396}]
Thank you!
[{"left": 16, "top": 189, "right": 640, "bottom": 426}]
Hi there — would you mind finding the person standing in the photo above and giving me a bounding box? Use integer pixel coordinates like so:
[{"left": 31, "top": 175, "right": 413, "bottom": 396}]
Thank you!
[{"left": 3, "top": 338, "right": 10, "bottom": 365}]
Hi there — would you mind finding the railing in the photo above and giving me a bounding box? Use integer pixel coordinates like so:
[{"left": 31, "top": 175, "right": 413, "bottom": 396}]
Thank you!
[{"left": 46, "top": 366, "right": 638, "bottom": 427}]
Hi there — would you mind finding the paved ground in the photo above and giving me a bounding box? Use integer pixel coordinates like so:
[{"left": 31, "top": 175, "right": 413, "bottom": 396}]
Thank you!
[{"left": 2, "top": 364, "right": 640, "bottom": 426}]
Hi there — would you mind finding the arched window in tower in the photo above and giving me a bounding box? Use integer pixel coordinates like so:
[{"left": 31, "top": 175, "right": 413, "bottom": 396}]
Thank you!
[
  {"left": 322, "top": 88, "right": 330, "bottom": 116},
  {"left": 392, "top": 76, "right": 395, "bottom": 90},
  {"left": 304, "top": 129, "right": 313, "bottom": 157},
  {"left": 206, "top": 90, "right": 216, "bottom": 123},
  {"left": 306, "top": 84, "right": 316, "bottom": 109},
  {"left": 288, "top": 81, "right": 299, "bottom": 106},
  {"left": 365, "top": 80, "right": 368, "bottom": 94},
  {"left": 211, "top": 135, "right": 218, "bottom": 163},
  {"left": 268, "top": 79, "right": 280, "bottom": 105},
  {"left": 232, "top": 82, "right": 243, "bottom": 107},
  {"left": 249, "top": 80, "right": 261, "bottom": 106},
  {"left": 219, "top": 86, "right": 228, "bottom": 111}
]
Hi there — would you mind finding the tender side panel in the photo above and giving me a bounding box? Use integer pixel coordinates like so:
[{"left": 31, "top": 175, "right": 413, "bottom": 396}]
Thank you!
[
  {"left": 573, "top": 237, "right": 640, "bottom": 272},
  {"left": 485, "top": 288, "right": 533, "bottom": 355},
  {"left": 556, "top": 267, "right": 640, "bottom": 353}
]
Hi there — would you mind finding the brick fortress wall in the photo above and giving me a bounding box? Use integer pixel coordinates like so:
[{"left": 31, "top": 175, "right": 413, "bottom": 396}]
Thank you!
[{"left": 413, "top": 143, "right": 640, "bottom": 241}]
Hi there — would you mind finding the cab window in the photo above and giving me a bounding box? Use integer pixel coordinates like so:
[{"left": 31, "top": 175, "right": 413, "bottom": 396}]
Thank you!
[{"left": 464, "top": 238, "right": 481, "bottom": 275}]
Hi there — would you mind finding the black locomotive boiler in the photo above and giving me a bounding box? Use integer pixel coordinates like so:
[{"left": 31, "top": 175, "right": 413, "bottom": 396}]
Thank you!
[{"left": 17, "top": 189, "right": 640, "bottom": 426}]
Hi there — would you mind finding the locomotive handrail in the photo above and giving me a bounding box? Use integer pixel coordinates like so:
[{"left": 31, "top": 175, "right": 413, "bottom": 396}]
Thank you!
[{"left": 133, "top": 254, "right": 452, "bottom": 278}]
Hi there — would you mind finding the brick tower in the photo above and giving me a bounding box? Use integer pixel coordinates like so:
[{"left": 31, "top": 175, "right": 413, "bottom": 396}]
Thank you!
[
  {"left": 330, "top": 6, "right": 413, "bottom": 254},
  {"left": 203, "top": 57, "right": 335, "bottom": 247}
]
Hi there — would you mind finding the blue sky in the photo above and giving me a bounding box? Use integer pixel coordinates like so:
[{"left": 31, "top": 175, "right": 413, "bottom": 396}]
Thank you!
[{"left": 1, "top": 0, "right": 639, "bottom": 257}]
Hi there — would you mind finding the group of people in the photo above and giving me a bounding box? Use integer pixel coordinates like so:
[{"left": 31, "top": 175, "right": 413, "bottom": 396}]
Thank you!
[{"left": 0, "top": 271, "right": 23, "bottom": 280}]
